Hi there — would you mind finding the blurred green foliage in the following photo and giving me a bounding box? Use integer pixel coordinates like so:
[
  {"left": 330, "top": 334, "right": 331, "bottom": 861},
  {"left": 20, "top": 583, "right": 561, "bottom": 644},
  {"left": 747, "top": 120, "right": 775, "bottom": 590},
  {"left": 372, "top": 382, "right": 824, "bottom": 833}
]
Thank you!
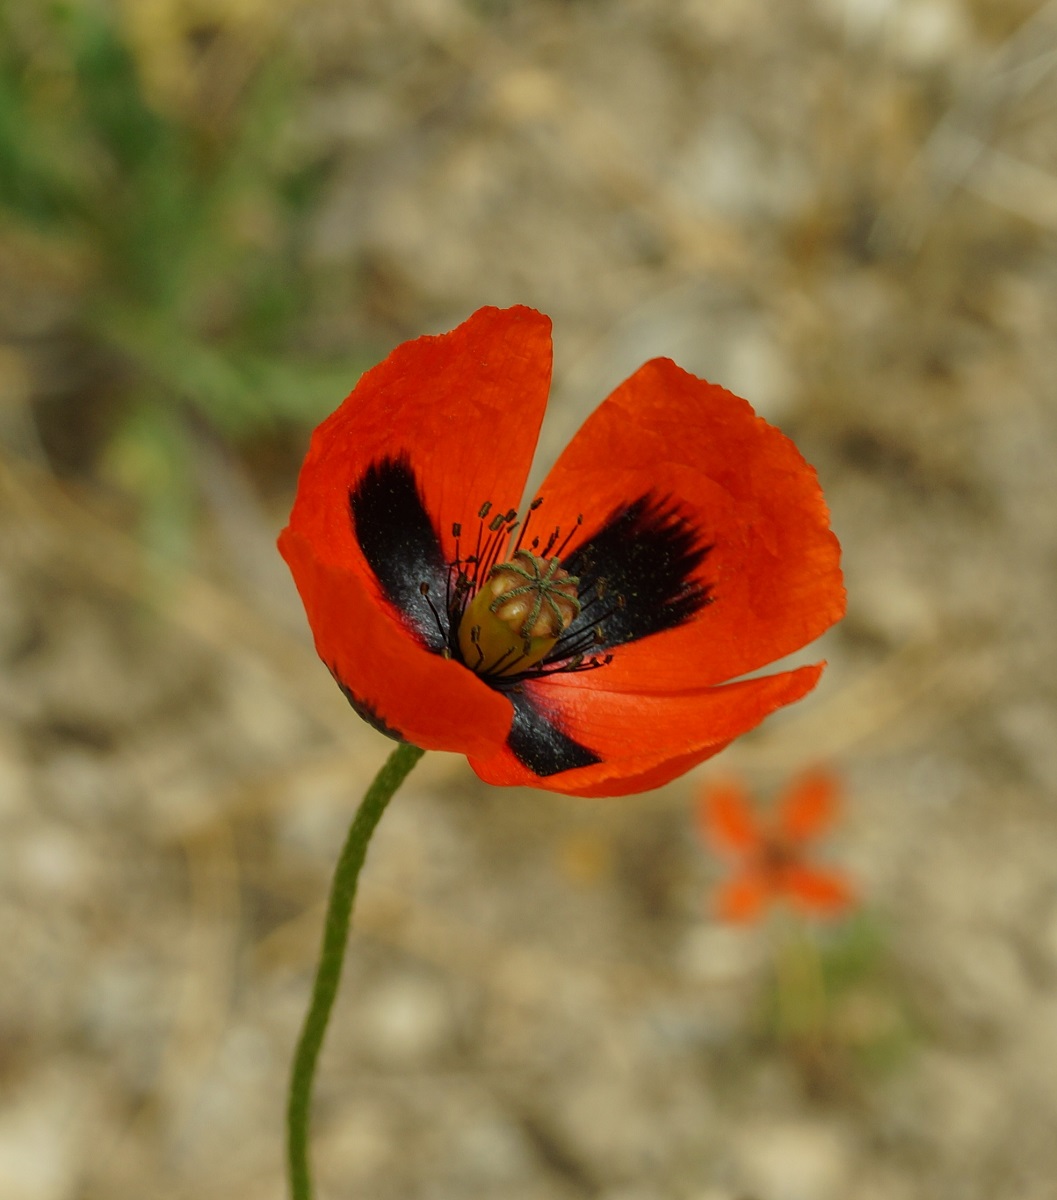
[
  {"left": 816, "top": 912, "right": 916, "bottom": 1076},
  {"left": 0, "top": 0, "right": 361, "bottom": 554},
  {"left": 760, "top": 911, "right": 916, "bottom": 1091}
]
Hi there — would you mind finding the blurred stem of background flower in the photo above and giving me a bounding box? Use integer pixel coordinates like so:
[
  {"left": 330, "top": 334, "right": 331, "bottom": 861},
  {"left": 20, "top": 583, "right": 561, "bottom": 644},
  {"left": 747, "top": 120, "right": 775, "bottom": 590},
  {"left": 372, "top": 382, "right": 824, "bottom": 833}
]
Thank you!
[
  {"left": 771, "top": 912, "right": 829, "bottom": 1047},
  {"left": 0, "top": 0, "right": 367, "bottom": 558}
]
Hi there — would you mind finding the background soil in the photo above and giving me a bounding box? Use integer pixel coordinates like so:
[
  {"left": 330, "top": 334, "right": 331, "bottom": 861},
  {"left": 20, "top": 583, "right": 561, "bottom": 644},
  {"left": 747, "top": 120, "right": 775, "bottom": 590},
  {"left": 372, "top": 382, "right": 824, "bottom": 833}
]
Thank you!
[{"left": 3, "top": 1, "right": 1057, "bottom": 1198}]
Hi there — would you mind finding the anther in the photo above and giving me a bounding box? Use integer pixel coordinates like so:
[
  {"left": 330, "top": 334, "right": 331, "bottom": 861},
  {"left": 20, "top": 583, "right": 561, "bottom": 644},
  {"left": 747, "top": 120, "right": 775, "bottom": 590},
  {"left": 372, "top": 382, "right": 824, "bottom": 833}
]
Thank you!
[{"left": 554, "top": 514, "right": 583, "bottom": 559}]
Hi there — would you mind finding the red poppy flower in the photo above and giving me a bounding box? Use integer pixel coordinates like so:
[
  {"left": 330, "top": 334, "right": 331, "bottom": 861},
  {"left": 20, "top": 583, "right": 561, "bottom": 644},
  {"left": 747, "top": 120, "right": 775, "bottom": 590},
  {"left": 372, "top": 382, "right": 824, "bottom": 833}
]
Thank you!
[
  {"left": 699, "top": 770, "right": 855, "bottom": 921},
  {"left": 278, "top": 306, "right": 845, "bottom": 798}
]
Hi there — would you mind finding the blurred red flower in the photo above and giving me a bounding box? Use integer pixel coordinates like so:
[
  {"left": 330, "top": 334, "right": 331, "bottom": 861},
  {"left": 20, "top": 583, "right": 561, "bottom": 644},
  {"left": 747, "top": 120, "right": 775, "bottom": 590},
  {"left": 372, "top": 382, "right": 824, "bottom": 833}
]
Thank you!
[
  {"left": 699, "top": 770, "right": 855, "bottom": 921},
  {"left": 279, "top": 306, "right": 845, "bottom": 797}
]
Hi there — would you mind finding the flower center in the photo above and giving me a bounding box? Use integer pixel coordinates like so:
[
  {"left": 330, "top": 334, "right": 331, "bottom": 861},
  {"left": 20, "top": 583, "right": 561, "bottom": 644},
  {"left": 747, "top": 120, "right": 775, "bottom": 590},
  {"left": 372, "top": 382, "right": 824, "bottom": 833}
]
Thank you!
[{"left": 458, "top": 551, "right": 581, "bottom": 676}]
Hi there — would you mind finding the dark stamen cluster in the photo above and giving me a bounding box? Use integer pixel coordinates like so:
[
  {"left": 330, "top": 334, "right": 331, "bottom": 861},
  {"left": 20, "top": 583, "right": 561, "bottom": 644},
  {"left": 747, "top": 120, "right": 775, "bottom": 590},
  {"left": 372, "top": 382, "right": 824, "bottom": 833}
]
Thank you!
[
  {"left": 349, "top": 455, "right": 712, "bottom": 699},
  {"left": 419, "top": 496, "right": 615, "bottom": 686}
]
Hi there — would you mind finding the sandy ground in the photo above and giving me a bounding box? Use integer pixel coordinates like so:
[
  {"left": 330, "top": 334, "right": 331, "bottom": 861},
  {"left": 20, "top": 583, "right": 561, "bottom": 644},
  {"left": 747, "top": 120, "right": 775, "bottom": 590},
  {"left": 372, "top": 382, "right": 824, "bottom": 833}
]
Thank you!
[{"left": 4, "top": 1, "right": 1057, "bottom": 1198}]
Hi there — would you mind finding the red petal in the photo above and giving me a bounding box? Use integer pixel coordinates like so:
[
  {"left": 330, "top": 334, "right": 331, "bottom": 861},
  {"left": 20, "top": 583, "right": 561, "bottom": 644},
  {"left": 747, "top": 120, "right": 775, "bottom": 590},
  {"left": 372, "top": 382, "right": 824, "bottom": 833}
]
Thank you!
[
  {"left": 783, "top": 865, "right": 855, "bottom": 915},
  {"left": 714, "top": 873, "right": 772, "bottom": 922},
  {"left": 279, "top": 307, "right": 550, "bottom": 751},
  {"left": 777, "top": 769, "right": 841, "bottom": 842},
  {"left": 279, "top": 528, "right": 512, "bottom": 756},
  {"left": 285, "top": 306, "right": 552, "bottom": 581},
  {"left": 697, "top": 780, "right": 762, "bottom": 855},
  {"left": 532, "top": 359, "right": 845, "bottom": 691},
  {"left": 467, "top": 662, "right": 824, "bottom": 797}
]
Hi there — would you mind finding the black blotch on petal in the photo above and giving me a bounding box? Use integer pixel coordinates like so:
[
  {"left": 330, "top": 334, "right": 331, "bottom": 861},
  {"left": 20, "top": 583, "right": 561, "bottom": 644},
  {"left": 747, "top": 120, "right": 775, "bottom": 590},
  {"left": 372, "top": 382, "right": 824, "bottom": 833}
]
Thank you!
[
  {"left": 334, "top": 675, "right": 406, "bottom": 742},
  {"left": 562, "top": 495, "right": 711, "bottom": 652},
  {"left": 350, "top": 455, "right": 448, "bottom": 651},
  {"left": 506, "top": 688, "right": 601, "bottom": 776}
]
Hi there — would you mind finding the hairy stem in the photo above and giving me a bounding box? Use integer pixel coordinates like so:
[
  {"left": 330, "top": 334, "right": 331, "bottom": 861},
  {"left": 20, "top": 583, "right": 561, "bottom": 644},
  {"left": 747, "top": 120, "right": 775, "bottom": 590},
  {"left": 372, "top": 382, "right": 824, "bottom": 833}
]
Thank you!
[{"left": 286, "top": 741, "right": 425, "bottom": 1200}]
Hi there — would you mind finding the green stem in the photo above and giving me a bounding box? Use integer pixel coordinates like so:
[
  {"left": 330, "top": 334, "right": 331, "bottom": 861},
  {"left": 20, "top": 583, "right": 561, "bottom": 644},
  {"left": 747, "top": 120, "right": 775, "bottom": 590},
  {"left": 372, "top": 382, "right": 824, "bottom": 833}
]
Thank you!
[
  {"left": 773, "top": 913, "right": 826, "bottom": 1044},
  {"left": 286, "top": 741, "right": 425, "bottom": 1200}
]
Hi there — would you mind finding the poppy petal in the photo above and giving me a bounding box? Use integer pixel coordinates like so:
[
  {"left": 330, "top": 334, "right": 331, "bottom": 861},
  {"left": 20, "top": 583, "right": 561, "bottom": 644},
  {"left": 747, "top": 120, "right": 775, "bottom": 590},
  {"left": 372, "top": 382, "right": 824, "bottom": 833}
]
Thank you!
[
  {"left": 555, "top": 494, "right": 712, "bottom": 657},
  {"left": 278, "top": 528, "right": 513, "bottom": 757},
  {"left": 284, "top": 305, "right": 553, "bottom": 601},
  {"left": 467, "top": 662, "right": 824, "bottom": 797},
  {"left": 531, "top": 358, "right": 845, "bottom": 691},
  {"left": 697, "top": 780, "right": 762, "bottom": 855},
  {"left": 783, "top": 865, "right": 855, "bottom": 914},
  {"left": 349, "top": 455, "right": 449, "bottom": 650},
  {"left": 715, "top": 872, "right": 772, "bottom": 922},
  {"left": 505, "top": 688, "right": 603, "bottom": 776},
  {"left": 777, "top": 769, "right": 841, "bottom": 843}
]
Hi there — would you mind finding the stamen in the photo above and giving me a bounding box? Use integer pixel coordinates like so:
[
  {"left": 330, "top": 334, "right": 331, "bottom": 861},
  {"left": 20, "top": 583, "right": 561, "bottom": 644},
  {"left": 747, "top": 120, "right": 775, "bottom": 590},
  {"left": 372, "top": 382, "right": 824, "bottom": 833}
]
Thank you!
[
  {"left": 522, "top": 650, "right": 613, "bottom": 680},
  {"left": 512, "top": 496, "right": 544, "bottom": 555},
  {"left": 540, "top": 525, "right": 561, "bottom": 557},
  {"left": 482, "top": 645, "right": 522, "bottom": 675},
  {"left": 479, "top": 511, "right": 517, "bottom": 582},
  {"left": 553, "top": 513, "right": 583, "bottom": 559},
  {"left": 472, "top": 518, "right": 486, "bottom": 574},
  {"left": 468, "top": 624, "right": 484, "bottom": 670}
]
